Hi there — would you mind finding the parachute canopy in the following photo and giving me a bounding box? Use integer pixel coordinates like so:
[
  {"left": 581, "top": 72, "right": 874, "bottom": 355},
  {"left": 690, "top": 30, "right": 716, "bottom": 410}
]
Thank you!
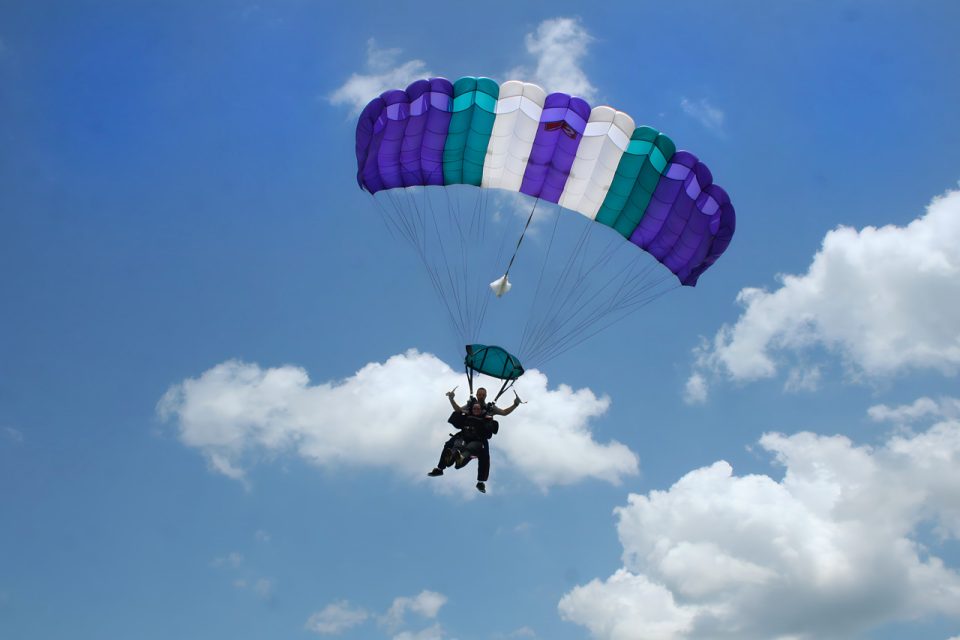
[
  {"left": 465, "top": 344, "right": 524, "bottom": 381},
  {"left": 356, "top": 76, "right": 735, "bottom": 287}
]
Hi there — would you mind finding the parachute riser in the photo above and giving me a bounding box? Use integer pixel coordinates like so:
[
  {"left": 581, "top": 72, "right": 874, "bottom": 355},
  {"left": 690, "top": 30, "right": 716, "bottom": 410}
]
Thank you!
[
  {"left": 493, "top": 378, "right": 516, "bottom": 403},
  {"left": 463, "top": 367, "right": 515, "bottom": 404},
  {"left": 504, "top": 197, "right": 540, "bottom": 278},
  {"left": 490, "top": 197, "right": 540, "bottom": 298}
]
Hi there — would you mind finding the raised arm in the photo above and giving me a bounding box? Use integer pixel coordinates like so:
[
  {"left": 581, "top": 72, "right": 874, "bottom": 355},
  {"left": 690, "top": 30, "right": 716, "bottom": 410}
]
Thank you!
[
  {"left": 446, "top": 389, "right": 464, "bottom": 412},
  {"left": 488, "top": 393, "right": 522, "bottom": 416}
]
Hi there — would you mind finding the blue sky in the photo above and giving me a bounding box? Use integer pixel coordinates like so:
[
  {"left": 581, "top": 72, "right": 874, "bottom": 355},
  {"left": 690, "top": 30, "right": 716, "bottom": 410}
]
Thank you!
[{"left": 2, "top": 1, "right": 960, "bottom": 639}]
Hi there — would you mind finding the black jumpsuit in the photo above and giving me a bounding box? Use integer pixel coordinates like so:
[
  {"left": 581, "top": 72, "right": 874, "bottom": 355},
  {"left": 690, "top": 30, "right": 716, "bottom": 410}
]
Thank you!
[{"left": 436, "top": 411, "right": 497, "bottom": 482}]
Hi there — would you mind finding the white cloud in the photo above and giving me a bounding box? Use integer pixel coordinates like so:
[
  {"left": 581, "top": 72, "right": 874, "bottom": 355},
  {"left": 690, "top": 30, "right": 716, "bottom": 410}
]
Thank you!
[
  {"left": 485, "top": 190, "right": 560, "bottom": 240},
  {"left": 306, "top": 600, "right": 370, "bottom": 635},
  {"left": 157, "top": 350, "right": 638, "bottom": 493},
  {"left": 307, "top": 591, "right": 448, "bottom": 638},
  {"left": 254, "top": 529, "right": 271, "bottom": 543},
  {"left": 212, "top": 552, "right": 244, "bottom": 568},
  {"left": 868, "top": 396, "right": 960, "bottom": 424},
  {"left": 784, "top": 365, "right": 822, "bottom": 393},
  {"left": 2, "top": 426, "right": 23, "bottom": 443},
  {"left": 330, "top": 38, "right": 430, "bottom": 115},
  {"left": 382, "top": 590, "right": 447, "bottom": 631},
  {"left": 233, "top": 577, "right": 276, "bottom": 598},
  {"left": 254, "top": 577, "right": 275, "bottom": 600},
  {"left": 680, "top": 97, "right": 725, "bottom": 134},
  {"left": 208, "top": 453, "right": 247, "bottom": 484},
  {"left": 331, "top": 17, "right": 598, "bottom": 116},
  {"left": 690, "top": 187, "right": 960, "bottom": 397},
  {"left": 213, "top": 549, "right": 276, "bottom": 600},
  {"left": 392, "top": 624, "right": 446, "bottom": 640},
  {"left": 512, "top": 522, "right": 533, "bottom": 535},
  {"left": 507, "top": 17, "right": 597, "bottom": 101},
  {"left": 560, "top": 570, "right": 699, "bottom": 640},
  {"left": 682, "top": 372, "right": 708, "bottom": 405},
  {"left": 559, "top": 416, "right": 960, "bottom": 639}
]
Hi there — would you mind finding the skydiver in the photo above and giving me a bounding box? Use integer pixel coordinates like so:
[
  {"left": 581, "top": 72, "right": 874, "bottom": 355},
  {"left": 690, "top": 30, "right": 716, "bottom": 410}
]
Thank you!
[
  {"left": 458, "top": 386, "right": 519, "bottom": 418},
  {"left": 427, "top": 387, "right": 522, "bottom": 493}
]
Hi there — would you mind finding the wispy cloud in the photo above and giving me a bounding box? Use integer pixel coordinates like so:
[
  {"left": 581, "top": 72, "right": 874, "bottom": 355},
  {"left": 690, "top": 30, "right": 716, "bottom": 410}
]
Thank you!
[
  {"left": 329, "top": 39, "right": 430, "bottom": 115},
  {"left": 560, "top": 414, "right": 960, "bottom": 638},
  {"left": 496, "top": 521, "right": 533, "bottom": 537},
  {"left": 381, "top": 590, "right": 447, "bottom": 632},
  {"left": 680, "top": 97, "right": 726, "bottom": 134},
  {"left": 213, "top": 551, "right": 274, "bottom": 601},
  {"left": 306, "top": 591, "right": 448, "bottom": 638},
  {"left": 392, "top": 624, "right": 446, "bottom": 640},
  {"left": 306, "top": 600, "right": 370, "bottom": 635},
  {"left": 507, "top": 17, "right": 597, "bottom": 101},
  {"left": 2, "top": 426, "right": 23, "bottom": 444},
  {"left": 682, "top": 372, "right": 708, "bottom": 405},
  {"left": 211, "top": 552, "right": 244, "bottom": 569},
  {"left": 868, "top": 396, "right": 960, "bottom": 424},
  {"left": 253, "top": 578, "right": 275, "bottom": 600},
  {"left": 158, "top": 350, "right": 638, "bottom": 493},
  {"left": 687, "top": 186, "right": 960, "bottom": 401},
  {"left": 784, "top": 365, "right": 822, "bottom": 393}
]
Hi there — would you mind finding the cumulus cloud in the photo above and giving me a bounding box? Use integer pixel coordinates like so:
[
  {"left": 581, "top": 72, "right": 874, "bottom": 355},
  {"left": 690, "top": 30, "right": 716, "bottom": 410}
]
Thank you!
[
  {"left": 560, "top": 570, "right": 698, "bottom": 640},
  {"left": 559, "top": 416, "right": 960, "bottom": 639},
  {"left": 306, "top": 600, "right": 370, "bottom": 635},
  {"left": 330, "top": 38, "right": 430, "bottom": 114},
  {"left": 332, "top": 17, "right": 598, "bottom": 115},
  {"left": 688, "top": 187, "right": 960, "bottom": 401},
  {"left": 507, "top": 17, "right": 597, "bottom": 101},
  {"left": 680, "top": 97, "right": 725, "bottom": 134},
  {"left": 157, "top": 350, "right": 637, "bottom": 493}
]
